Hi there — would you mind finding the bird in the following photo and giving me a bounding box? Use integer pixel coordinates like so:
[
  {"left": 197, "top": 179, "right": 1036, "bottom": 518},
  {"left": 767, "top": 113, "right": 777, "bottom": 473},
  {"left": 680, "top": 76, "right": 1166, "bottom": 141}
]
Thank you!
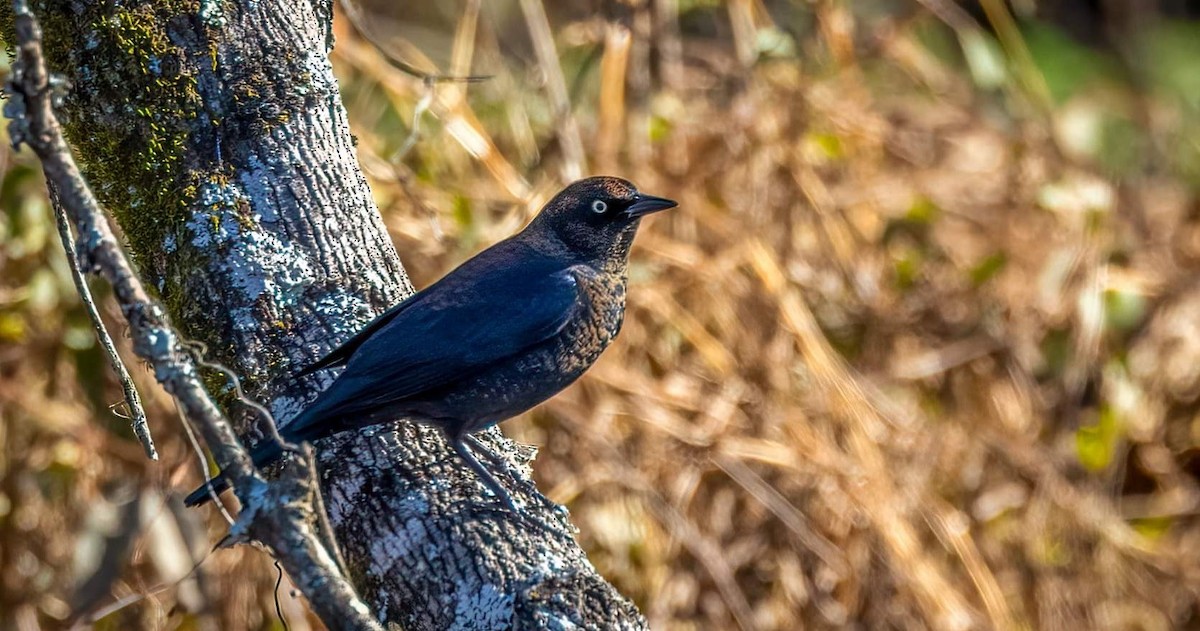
[{"left": 185, "top": 176, "right": 677, "bottom": 509}]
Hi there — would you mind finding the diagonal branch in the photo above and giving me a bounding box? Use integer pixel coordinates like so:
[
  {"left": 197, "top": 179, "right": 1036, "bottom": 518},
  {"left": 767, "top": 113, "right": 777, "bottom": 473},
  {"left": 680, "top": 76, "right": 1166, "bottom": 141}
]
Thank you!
[{"left": 3, "top": 3, "right": 380, "bottom": 629}]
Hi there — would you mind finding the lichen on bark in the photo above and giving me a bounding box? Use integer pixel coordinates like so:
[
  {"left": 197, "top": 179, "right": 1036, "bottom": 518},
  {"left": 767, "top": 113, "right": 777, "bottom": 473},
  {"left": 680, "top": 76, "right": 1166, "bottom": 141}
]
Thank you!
[
  {"left": 4, "top": 0, "right": 393, "bottom": 398},
  {"left": 3, "top": 1, "right": 648, "bottom": 628},
  {"left": 23, "top": 0, "right": 205, "bottom": 269}
]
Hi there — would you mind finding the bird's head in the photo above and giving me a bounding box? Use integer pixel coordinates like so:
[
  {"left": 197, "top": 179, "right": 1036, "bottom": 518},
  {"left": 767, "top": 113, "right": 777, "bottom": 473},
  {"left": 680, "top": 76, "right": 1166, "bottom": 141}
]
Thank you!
[{"left": 528, "top": 176, "right": 677, "bottom": 266}]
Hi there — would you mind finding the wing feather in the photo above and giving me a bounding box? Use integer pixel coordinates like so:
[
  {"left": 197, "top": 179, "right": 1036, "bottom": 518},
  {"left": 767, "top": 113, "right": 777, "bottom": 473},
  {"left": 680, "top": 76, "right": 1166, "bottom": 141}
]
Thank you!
[{"left": 286, "top": 253, "right": 587, "bottom": 436}]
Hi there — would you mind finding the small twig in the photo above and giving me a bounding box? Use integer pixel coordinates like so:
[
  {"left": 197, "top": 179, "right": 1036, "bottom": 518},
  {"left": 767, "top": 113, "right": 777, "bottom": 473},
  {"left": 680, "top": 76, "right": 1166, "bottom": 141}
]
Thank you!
[
  {"left": 74, "top": 543, "right": 218, "bottom": 627},
  {"left": 178, "top": 340, "right": 298, "bottom": 511},
  {"left": 911, "top": 0, "right": 982, "bottom": 33},
  {"left": 74, "top": 587, "right": 165, "bottom": 629},
  {"left": 176, "top": 402, "right": 236, "bottom": 526},
  {"left": 274, "top": 559, "right": 292, "bottom": 631},
  {"left": 48, "top": 184, "right": 157, "bottom": 460},
  {"left": 337, "top": 0, "right": 490, "bottom": 85},
  {"left": 391, "top": 76, "right": 435, "bottom": 161},
  {"left": 180, "top": 339, "right": 295, "bottom": 453},
  {"left": 304, "top": 442, "right": 351, "bottom": 578},
  {"left": 389, "top": 0, "right": 479, "bottom": 164}
]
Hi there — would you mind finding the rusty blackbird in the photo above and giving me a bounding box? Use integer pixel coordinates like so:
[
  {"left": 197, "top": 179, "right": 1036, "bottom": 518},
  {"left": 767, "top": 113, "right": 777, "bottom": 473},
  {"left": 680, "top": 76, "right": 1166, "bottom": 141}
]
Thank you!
[{"left": 185, "top": 176, "right": 677, "bottom": 509}]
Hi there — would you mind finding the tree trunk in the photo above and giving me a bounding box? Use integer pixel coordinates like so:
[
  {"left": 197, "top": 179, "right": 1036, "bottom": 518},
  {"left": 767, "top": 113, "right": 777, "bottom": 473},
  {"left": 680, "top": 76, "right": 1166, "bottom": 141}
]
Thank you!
[{"left": 4, "top": 0, "right": 646, "bottom": 627}]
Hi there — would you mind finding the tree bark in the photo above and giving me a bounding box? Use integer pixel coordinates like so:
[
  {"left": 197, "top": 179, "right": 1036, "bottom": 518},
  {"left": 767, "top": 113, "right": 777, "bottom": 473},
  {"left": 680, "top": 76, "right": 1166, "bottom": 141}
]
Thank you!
[{"left": 2, "top": 0, "right": 646, "bottom": 627}]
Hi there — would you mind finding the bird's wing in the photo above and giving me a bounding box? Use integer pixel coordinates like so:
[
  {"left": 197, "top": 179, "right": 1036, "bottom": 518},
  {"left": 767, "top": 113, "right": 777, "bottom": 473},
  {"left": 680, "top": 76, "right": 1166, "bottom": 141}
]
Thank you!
[
  {"left": 294, "top": 292, "right": 421, "bottom": 377},
  {"left": 294, "top": 241, "right": 564, "bottom": 378},
  {"left": 286, "top": 258, "right": 591, "bottom": 433}
]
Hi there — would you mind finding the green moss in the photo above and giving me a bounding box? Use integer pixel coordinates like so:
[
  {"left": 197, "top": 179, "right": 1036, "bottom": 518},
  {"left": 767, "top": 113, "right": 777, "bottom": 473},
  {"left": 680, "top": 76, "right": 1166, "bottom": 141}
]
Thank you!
[
  {"left": 3, "top": 0, "right": 327, "bottom": 398},
  {"left": 0, "top": 0, "right": 211, "bottom": 278},
  {"left": 65, "top": 3, "right": 204, "bottom": 266},
  {"left": 199, "top": 365, "right": 255, "bottom": 432}
]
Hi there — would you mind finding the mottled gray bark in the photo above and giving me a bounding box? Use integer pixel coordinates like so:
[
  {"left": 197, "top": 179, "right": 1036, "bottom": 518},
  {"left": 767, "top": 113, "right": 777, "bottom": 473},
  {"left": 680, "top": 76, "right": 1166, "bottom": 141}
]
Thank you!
[
  {"left": 4, "top": 4, "right": 379, "bottom": 628},
  {"left": 3, "top": 0, "right": 645, "bottom": 628}
]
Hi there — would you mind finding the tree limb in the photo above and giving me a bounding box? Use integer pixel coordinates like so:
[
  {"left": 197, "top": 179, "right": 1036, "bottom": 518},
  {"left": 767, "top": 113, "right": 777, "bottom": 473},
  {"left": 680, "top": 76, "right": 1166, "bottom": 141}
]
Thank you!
[
  {"left": 2, "top": 0, "right": 649, "bottom": 625},
  {"left": 3, "top": 4, "right": 381, "bottom": 629}
]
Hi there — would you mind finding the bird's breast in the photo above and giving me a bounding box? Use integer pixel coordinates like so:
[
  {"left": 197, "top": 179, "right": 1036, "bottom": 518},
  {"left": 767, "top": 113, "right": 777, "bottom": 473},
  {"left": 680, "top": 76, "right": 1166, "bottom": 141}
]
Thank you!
[
  {"left": 558, "top": 270, "right": 627, "bottom": 373},
  {"left": 429, "top": 268, "right": 629, "bottom": 434}
]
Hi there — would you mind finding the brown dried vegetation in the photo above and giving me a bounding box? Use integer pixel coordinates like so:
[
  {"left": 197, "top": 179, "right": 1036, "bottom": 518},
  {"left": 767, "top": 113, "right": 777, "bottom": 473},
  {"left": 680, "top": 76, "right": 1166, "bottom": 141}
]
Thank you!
[{"left": 3, "top": 1, "right": 1200, "bottom": 629}]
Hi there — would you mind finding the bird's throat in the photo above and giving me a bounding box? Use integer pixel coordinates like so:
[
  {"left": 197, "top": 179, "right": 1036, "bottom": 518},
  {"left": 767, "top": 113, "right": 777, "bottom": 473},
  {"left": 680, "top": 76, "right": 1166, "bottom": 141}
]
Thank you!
[{"left": 600, "top": 221, "right": 640, "bottom": 274}]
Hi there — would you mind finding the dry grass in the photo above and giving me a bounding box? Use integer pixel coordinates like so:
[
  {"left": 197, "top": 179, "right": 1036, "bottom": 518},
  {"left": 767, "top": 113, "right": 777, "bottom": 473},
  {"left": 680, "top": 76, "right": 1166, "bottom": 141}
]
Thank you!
[{"left": 3, "top": 1, "right": 1200, "bottom": 629}]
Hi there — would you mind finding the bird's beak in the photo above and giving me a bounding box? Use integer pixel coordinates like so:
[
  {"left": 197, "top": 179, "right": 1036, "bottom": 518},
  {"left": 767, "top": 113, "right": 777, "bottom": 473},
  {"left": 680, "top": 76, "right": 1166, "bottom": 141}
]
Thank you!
[{"left": 624, "top": 194, "right": 678, "bottom": 218}]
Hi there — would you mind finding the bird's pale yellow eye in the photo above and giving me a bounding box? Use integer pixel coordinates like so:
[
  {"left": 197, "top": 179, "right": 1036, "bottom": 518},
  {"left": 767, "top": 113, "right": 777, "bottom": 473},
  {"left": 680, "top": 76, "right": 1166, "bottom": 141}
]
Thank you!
[{"left": 591, "top": 200, "right": 608, "bottom": 214}]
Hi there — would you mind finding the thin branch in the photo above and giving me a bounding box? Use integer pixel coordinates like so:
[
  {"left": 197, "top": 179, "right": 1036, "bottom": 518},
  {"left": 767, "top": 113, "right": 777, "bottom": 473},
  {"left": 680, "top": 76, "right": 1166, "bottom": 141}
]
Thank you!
[
  {"left": 303, "top": 442, "right": 351, "bottom": 578},
  {"left": 4, "top": 0, "right": 255, "bottom": 508},
  {"left": 391, "top": 75, "right": 435, "bottom": 161},
  {"left": 337, "top": 0, "right": 490, "bottom": 85},
  {"left": 4, "top": 4, "right": 381, "bottom": 629},
  {"left": 48, "top": 184, "right": 157, "bottom": 460},
  {"left": 911, "top": 0, "right": 982, "bottom": 33},
  {"left": 518, "top": 0, "right": 587, "bottom": 180},
  {"left": 176, "top": 402, "right": 236, "bottom": 526},
  {"left": 180, "top": 339, "right": 296, "bottom": 453}
]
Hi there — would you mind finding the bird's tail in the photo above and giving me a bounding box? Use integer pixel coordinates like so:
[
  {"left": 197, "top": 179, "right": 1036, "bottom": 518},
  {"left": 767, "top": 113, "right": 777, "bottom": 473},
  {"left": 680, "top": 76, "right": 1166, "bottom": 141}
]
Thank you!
[{"left": 182, "top": 440, "right": 285, "bottom": 507}]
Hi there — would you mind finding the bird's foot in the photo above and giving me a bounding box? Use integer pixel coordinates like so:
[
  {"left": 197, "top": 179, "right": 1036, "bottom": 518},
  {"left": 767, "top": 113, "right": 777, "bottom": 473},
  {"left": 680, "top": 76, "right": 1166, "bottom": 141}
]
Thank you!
[
  {"left": 461, "top": 433, "right": 552, "bottom": 510},
  {"left": 275, "top": 437, "right": 305, "bottom": 460},
  {"left": 479, "top": 486, "right": 570, "bottom": 538},
  {"left": 451, "top": 436, "right": 569, "bottom": 535}
]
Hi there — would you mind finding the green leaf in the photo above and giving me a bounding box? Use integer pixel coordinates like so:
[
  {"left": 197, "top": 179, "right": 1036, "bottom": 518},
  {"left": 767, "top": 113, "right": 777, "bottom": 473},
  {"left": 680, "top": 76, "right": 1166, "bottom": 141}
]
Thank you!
[
  {"left": 905, "top": 197, "right": 940, "bottom": 224},
  {"left": 1103, "top": 288, "right": 1146, "bottom": 332},
  {"left": 969, "top": 252, "right": 1007, "bottom": 287},
  {"left": 1131, "top": 516, "right": 1172, "bottom": 541},
  {"left": 893, "top": 246, "right": 923, "bottom": 290},
  {"left": 1023, "top": 22, "right": 1113, "bottom": 104},
  {"left": 0, "top": 312, "right": 26, "bottom": 342},
  {"left": 1075, "top": 405, "right": 1121, "bottom": 472}
]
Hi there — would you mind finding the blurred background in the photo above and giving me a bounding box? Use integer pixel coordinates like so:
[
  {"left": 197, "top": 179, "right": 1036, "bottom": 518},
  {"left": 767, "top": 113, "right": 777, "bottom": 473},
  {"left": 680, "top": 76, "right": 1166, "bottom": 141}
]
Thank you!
[{"left": 4, "top": 0, "right": 1200, "bottom": 628}]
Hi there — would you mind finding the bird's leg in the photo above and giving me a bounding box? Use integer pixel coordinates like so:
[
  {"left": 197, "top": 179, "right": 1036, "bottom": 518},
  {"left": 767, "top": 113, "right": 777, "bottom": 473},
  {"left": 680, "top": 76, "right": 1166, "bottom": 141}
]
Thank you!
[
  {"left": 461, "top": 433, "right": 540, "bottom": 491},
  {"left": 463, "top": 433, "right": 565, "bottom": 511},
  {"left": 460, "top": 434, "right": 580, "bottom": 531},
  {"left": 453, "top": 434, "right": 570, "bottom": 537},
  {"left": 449, "top": 436, "right": 518, "bottom": 512},
  {"left": 453, "top": 439, "right": 576, "bottom": 542}
]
